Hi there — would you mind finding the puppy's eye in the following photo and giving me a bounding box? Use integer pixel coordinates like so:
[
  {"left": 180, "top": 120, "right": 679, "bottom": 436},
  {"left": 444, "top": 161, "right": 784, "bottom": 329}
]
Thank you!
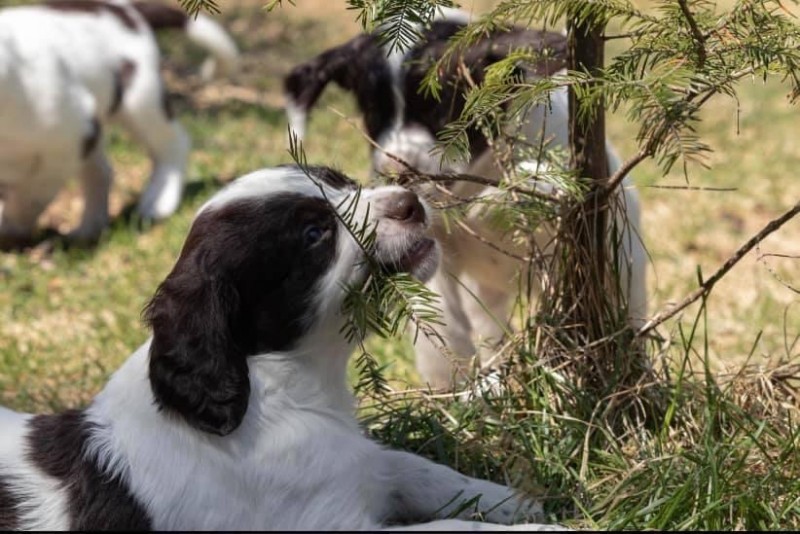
[{"left": 304, "top": 225, "right": 328, "bottom": 247}]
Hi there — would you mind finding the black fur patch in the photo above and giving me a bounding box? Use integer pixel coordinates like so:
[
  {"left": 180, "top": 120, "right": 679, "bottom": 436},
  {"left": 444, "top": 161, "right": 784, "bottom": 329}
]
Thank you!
[
  {"left": 26, "top": 410, "right": 151, "bottom": 530},
  {"left": 110, "top": 60, "right": 136, "bottom": 116},
  {"left": 284, "top": 33, "right": 397, "bottom": 141},
  {"left": 144, "top": 192, "right": 340, "bottom": 436},
  {"left": 0, "top": 478, "right": 20, "bottom": 530},
  {"left": 130, "top": 1, "right": 188, "bottom": 30},
  {"left": 285, "top": 18, "right": 567, "bottom": 161},
  {"left": 160, "top": 84, "right": 175, "bottom": 120},
  {"left": 403, "top": 21, "right": 567, "bottom": 161},
  {"left": 43, "top": 0, "right": 139, "bottom": 31},
  {"left": 81, "top": 118, "right": 101, "bottom": 159}
]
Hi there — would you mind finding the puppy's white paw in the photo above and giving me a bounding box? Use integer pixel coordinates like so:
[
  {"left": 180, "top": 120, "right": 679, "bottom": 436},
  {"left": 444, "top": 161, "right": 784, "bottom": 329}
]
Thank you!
[
  {"left": 137, "top": 176, "right": 183, "bottom": 221},
  {"left": 483, "top": 494, "right": 544, "bottom": 525},
  {"left": 461, "top": 482, "right": 544, "bottom": 525}
]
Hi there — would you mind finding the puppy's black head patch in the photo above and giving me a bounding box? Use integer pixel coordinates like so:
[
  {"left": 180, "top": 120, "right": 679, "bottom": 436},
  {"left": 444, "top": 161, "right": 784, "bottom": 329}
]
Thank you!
[{"left": 145, "top": 192, "right": 341, "bottom": 436}]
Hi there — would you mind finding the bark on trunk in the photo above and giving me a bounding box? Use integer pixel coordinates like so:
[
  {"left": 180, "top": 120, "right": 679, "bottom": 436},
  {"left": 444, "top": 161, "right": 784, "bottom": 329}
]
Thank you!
[{"left": 565, "top": 16, "right": 610, "bottom": 342}]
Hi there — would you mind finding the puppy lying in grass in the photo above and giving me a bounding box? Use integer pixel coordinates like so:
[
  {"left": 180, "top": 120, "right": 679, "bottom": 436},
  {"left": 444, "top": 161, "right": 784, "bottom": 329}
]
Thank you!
[{"left": 0, "top": 165, "right": 566, "bottom": 531}]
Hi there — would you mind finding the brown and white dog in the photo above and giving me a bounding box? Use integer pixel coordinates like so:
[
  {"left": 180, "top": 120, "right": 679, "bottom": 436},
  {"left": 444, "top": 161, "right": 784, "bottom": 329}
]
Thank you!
[
  {"left": 0, "top": 1, "right": 238, "bottom": 249},
  {"left": 284, "top": 8, "right": 648, "bottom": 389}
]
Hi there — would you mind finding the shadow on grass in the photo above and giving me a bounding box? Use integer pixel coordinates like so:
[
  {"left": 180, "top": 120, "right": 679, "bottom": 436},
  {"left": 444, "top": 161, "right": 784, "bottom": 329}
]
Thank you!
[
  {"left": 175, "top": 93, "right": 287, "bottom": 126},
  {"left": 17, "top": 176, "right": 228, "bottom": 261}
]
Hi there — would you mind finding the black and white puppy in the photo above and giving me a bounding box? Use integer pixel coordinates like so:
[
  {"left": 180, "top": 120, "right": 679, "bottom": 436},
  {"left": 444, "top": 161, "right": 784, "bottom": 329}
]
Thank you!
[
  {"left": 0, "top": 165, "right": 565, "bottom": 531},
  {"left": 284, "top": 8, "right": 647, "bottom": 389},
  {"left": 0, "top": 0, "right": 238, "bottom": 249}
]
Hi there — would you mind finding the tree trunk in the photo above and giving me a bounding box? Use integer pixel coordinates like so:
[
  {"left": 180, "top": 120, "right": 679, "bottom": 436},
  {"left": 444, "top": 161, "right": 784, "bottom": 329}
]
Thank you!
[
  {"left": 553, "top": 12, "right": 658, "bottom": 414},
  {"left": 564, "top": 15, "right": 610, "bottom": 344}
]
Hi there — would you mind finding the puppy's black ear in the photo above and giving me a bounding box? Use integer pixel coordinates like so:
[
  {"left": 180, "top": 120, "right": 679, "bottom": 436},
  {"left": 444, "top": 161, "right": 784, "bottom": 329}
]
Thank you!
[
  {"left": 283, "top": 34, "right": 382, "bottom": 123},
  {"left": 143, "top": 220, "right": 250, "bottom": 436}
]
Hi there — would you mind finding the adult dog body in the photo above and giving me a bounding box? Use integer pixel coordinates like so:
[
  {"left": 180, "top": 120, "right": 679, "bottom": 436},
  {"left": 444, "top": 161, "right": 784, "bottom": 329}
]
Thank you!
[
  {"left": 0, "top": 0, "right": 237, "bottom": 248},
  {"left": 284, "top": 9, "right": 648, "bottom": 389},
  {"left": 0, "top": 166, "right": 562, "bottom": 531}
]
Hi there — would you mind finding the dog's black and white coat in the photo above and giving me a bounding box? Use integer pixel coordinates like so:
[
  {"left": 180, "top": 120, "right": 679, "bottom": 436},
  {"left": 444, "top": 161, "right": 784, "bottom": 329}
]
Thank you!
[
  {"left": 0, "top": 166, "right": 565, "bottom": 531},
  {"left": 284, "top": 8, "right": 648, "bottom": 389},
  {"left": 0, "top": 0, "right": 238, "bottom": 248}
]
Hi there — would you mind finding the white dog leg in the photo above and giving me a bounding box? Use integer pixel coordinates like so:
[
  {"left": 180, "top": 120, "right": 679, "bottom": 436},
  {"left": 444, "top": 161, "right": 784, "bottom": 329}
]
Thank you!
[
  {"left": 0, "top": 155, "right": 77, "bottom": 247},
  {"left": 378, "top": 449, "right": 545, "bottom": 526},
  {"left": 414, "top": 266, "right": 478, "bottom": 390},
  {"left": 606, "top": 148, "right": 648, "bottom": 329},
  {"left": 458, "top": 275, "right": 514, "bottom": 368},
  {"left": 71, "top": 145, "right": 113, "bottom": 243},
  {"left": 617, "top": 186, "right": 647, "bottom": 330},
  {"left": 117, "top": 78, "right": 190, "bottom": 221}
]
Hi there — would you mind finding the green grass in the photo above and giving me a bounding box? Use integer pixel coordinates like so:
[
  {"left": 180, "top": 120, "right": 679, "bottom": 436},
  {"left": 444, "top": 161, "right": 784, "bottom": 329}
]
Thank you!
[{"left": 1, "top": 0, "right": 800, "bottom": 529}]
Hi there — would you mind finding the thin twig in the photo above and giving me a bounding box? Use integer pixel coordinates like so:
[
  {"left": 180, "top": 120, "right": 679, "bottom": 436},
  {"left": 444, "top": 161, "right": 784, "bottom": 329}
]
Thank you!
[
  {"left": 637, "top": 200, "right": 800, "bottom": 337},
  {"left": 603, "top": 30, "right": 651, "bottom": 41},
  {"left": 646, "top": 185, "right": 737, "bottom": 192},
  {"left": 756, "top": 244, "right": 800, "bottom": 295},
  {"left": 453, "top": 219, "right": 531, "bottom": 263},
  {"left": 678, "top": 0, "right": 708, "bottom": 68},
  {"left": 327, "top": 106, "right": 562, "bottom": 203},
  {"left": 395, "top": 170, "right": 561, "bottom": 202},
  {"left": 603, "top": 147, "right": 651, "bottom": 194},
  {"left": 758, "top": 252, "right": 800, "bottom": 260}
]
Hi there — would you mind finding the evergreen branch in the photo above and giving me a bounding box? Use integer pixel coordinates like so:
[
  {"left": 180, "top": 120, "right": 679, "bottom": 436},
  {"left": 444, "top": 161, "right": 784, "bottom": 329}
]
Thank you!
[
  {"left": 177, "top": 0, "right": 220, "bottom": 16},
  {"left": 348, "top": 0, "right": 455, "bottom": 53},
  {"left": 265, "top": 0, "right": 296, "bottom": 11}
]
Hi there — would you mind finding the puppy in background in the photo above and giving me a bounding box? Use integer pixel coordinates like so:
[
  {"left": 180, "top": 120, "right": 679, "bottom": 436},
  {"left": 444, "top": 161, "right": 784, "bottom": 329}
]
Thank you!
[
  {"left": 0, "top": 0, "right": 238, "bottom": 249},
  {"left": 284, "top": 8, "right": 647, "bottom": 390}
]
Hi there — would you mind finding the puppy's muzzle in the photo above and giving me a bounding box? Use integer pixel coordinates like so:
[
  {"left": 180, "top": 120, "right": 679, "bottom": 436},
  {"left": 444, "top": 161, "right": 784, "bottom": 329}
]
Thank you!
[
  {"left": 383, "top": 190, "right": 426, "bottom": 225},
  {"left": 370, "top": 188, "right": 440, "bottom": 282}
]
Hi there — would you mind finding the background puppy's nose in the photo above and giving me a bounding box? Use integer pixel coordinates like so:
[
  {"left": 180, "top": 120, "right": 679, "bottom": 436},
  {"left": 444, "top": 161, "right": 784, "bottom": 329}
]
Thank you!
[{"left": 385, "top": 191, "right": 425, "bottom": 223}]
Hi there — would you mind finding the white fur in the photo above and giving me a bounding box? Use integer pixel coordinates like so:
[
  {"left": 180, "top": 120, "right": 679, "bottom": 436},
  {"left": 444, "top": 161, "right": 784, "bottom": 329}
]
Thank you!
[
  {"left": 186, "top": 12, "right": 240, "bottom": 80},
  {"left": 0, "top": 167, "right": 565, "bottom": 531},
  {"left": 0, "top": 411, "right": 70, "bottom": 530},
  {"left": 0, "top": 3, "right": 192, "bottom": 245},
  {"left": 285, "top": 100, "right": 309, "bottom": 142}
]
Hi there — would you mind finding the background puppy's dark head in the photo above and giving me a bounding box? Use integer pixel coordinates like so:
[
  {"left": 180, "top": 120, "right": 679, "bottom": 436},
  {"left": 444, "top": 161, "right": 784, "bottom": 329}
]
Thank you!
[{"left": 283, "top": 13, "right": 567, "bottom": 166}]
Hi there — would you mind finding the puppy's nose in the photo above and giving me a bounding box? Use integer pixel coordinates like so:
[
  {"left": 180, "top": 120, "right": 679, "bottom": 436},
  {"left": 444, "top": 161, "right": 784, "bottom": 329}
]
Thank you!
[{"left": 385, "top": 191, "right": 425, "bottom": 224}]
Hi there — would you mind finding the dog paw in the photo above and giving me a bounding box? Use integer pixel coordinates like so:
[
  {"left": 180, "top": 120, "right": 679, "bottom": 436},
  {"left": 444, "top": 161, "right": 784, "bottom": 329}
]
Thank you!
[
  {"left": 482, "top": 494, "right": 544, "bottom": 525},
  {"left": 137, "top": 183, "right": 182, "bottom": 221},
  {"left": 459, "top": 482, "right": 544, "bottom": 525}
]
